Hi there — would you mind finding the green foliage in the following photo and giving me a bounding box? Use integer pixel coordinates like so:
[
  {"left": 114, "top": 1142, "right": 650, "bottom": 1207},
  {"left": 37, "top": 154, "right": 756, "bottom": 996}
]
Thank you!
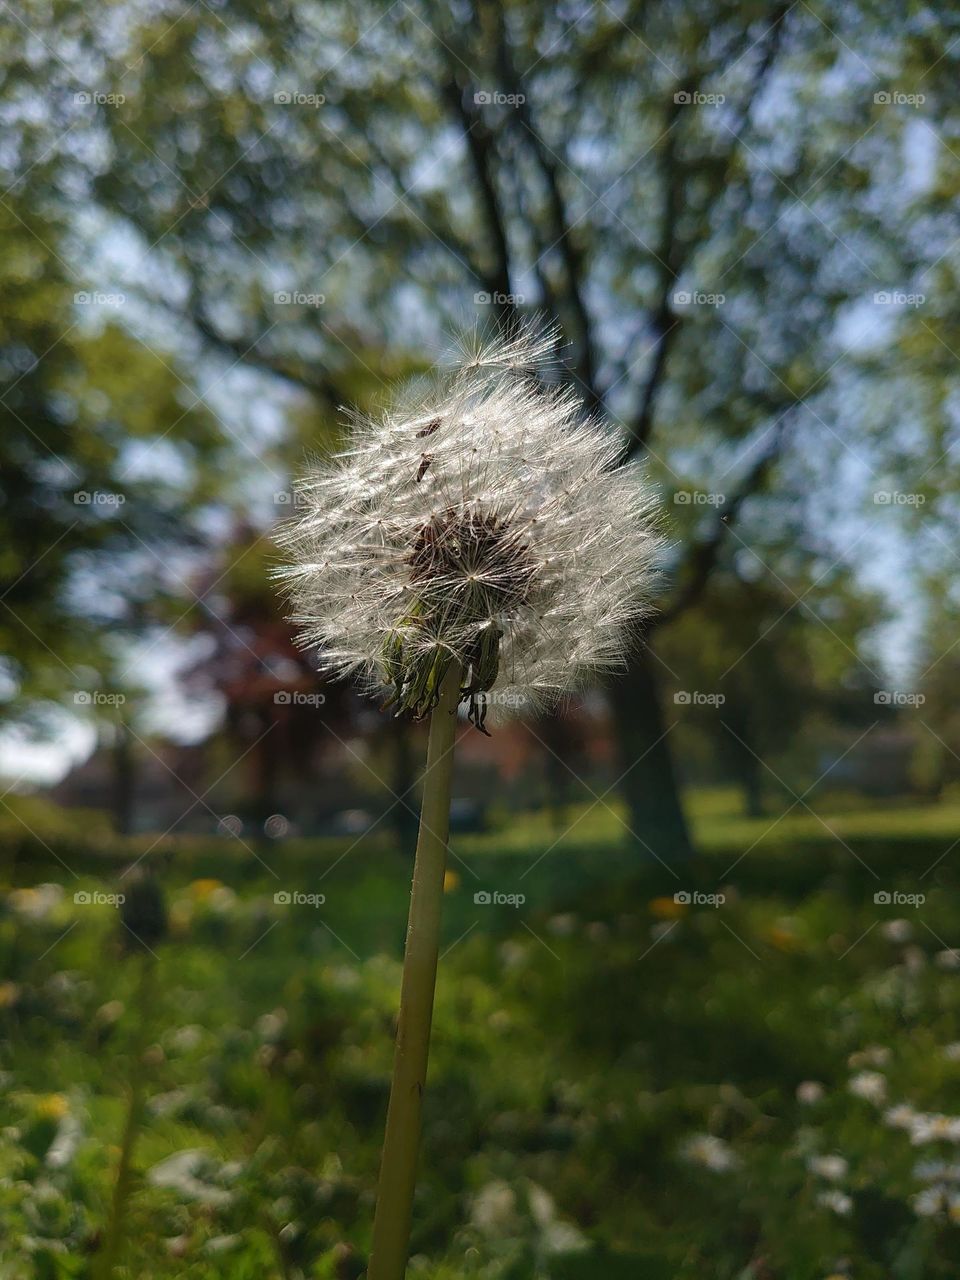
[{"left": 3, "top": 806, "right": 960, "bottom": 1276}]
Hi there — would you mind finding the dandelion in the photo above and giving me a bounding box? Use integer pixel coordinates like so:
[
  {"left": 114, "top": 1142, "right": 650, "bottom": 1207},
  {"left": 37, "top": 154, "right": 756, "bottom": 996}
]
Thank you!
[
  {"left": 276, "top": 324, "right": 663, "bottom": 1280},
  {"left": 275, "top": 325, "right": 661, "bottom": 729}
]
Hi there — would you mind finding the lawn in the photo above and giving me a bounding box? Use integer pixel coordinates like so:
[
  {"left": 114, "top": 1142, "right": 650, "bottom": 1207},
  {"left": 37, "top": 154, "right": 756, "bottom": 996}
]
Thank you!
[{"left": 2, "top": 792, "right": 960, "bottom": 1278}]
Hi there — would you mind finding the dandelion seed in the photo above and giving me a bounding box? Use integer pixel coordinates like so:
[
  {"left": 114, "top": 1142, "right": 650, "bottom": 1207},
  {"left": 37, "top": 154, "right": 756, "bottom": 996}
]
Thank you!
[{"left": 275, "top": 324, "right": 663, "bottom": 730}]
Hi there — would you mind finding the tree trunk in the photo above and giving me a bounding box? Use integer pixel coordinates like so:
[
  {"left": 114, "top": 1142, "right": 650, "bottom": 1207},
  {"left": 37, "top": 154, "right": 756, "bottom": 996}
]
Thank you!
[
  {"left": 112, "top": 719, "right": 135, "bottom": 837},
  {"left": 608, "top": 648, "right": 693, "bottom": 861}
]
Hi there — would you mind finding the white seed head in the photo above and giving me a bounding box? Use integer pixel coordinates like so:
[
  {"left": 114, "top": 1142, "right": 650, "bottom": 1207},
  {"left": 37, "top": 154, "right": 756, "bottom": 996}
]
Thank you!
[{"left": 275, "top": 326, "right": 664, "bottom": 727}]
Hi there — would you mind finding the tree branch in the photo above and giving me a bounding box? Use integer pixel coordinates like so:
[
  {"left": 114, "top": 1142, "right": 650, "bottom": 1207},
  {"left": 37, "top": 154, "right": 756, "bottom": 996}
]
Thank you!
[
  {"left": 620, "top": 5, "right": 790, "bottom": 462},
  {"left": 653, "top": 403, "right": 796, "bottom": 629}
]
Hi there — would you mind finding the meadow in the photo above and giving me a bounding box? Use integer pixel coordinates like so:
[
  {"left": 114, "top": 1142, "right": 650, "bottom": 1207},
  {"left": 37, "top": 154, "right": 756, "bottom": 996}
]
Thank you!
[{"left": 3, "top": 789, "right": 960, "bottom": 1278}]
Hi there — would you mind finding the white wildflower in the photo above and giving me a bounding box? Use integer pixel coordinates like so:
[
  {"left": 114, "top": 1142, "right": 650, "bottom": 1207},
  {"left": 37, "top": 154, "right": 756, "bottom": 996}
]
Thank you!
[
  {"left": 914, "top": 1159, "right": 960, "bottom": 1182},
  {"left": 880, "top": 919, "right": 912, "bottom": 943},
  {"left": 935, "top": 949, "right": 960, "bottom": 970},
  {"left": 808, "top": 1155, "right": 848, "bottom": 1181},
  {"left": 884, "top": 1104, "right": 919, "bottom": 1130},
  {"left": 945, "top": 1043, "right": 960, "bottom": 1061},
  {"left": 275, "top": 326, "right": 663, "bottom": 729},
  {"left": 848, "top": 1071, "right": 887, "bottom": 1104},
  {"left": 681, "top": 1134, "right": 739, "bottom": 1173},
  {"left": 471, "top": 1180, "right": 520, "bottom": 1235},
  {"left": 912, "top": 1184, "right": 951, "bottom": 1217},
  {"left": 817, "top": 1190, "right": 853, "bottom": 1216},
  {"left": 797, "top": 1081, "right": 826, "bottom": 1105},
  {"left": 909, "top": 1113, "right": 960, "bottom": 1145}
]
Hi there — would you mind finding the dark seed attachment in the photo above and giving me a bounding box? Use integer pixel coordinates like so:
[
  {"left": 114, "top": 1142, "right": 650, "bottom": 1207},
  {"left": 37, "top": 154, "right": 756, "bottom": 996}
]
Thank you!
[{"left": 381, "top": 505, "right": 536, "bottom": 727}]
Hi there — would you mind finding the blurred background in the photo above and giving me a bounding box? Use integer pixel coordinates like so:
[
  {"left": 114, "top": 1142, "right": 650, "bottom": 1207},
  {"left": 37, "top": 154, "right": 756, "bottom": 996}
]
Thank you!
[{"left": 3, "top": 1, "right": 960, "bottom": 1277}]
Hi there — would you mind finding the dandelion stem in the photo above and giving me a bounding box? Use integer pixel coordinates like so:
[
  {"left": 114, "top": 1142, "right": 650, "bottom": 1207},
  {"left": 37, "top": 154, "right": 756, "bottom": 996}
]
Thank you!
[
  {"left": 368, "top": 662, "right": 461, "bottom": 1280},
  {"left": 96, "top": 953, "right": 155, "bottom": 1279}
]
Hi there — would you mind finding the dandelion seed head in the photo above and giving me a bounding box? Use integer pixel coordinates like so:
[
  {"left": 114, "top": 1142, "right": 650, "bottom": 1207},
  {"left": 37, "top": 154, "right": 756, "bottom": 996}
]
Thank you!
[{"left": 275, "top": 326, "right": 664, "bottom": 725}]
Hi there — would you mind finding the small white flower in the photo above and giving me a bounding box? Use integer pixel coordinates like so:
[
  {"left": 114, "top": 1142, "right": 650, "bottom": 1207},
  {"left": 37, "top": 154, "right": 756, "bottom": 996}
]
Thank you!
[
  {"left": 817, "top": 1189, "right": 853, "bottom": 1216},
  {"left": 885, "top": 1104, "right": 919, "bottom": 1130},
  {"left": 848, "top": 1071, "right": 887, "bottom": 1104},
  {"left": 470, "top": 1180, "right": 520, "bottom": 1235},
  {"left": 796, "top": 1080, "right": 825, "bottom": 1105},
  {"left": 945, "top": 1043, "right": 960, "bottom": 1062},
  {"left": 935, "top": 949, "right": 960, "bottom": 970},
  {"left": 808, "top": 1154, "right": 848, "bottom": 1181},
  {"left": 276, "top": 326, "right": 663, "bottom": 728},
  {"left": 912, "top": 1184, "right": 951, "bottom": 1217},
  {"left": 880, "top": 919, "right": 912, "bottom": 943},
  {"left": 909, "top": 1113, "right": 960, "bottom": 1145},
  {"left": 681, "top": 1134, "right": 738, "bottom": 1172}
]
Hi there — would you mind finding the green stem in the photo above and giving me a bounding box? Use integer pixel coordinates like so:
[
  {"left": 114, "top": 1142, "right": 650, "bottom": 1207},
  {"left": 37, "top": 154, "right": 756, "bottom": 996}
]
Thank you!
[
  {"left": 368, "top": 663, "right": 461, "bottom": 1280},
  {"left": 95, "top": 954, "right": 155, "bottom": 1279}
]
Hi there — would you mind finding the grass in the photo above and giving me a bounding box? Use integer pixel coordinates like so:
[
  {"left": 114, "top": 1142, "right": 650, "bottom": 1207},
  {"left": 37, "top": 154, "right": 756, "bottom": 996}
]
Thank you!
[{"left": 2, "top": 789, "right": 960, "bottom": 1277}]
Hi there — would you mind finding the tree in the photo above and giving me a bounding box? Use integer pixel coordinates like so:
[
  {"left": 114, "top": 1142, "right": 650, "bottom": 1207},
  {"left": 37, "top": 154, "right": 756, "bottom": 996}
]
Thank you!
[{"left": 11, "top": 0, "right": 960, "bottom": 853}]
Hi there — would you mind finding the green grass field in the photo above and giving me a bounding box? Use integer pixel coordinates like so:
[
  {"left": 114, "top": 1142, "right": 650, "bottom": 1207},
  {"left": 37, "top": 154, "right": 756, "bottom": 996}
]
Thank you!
[{"left": 3, "top": 790, "right": 960, "bottom": 1278}]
